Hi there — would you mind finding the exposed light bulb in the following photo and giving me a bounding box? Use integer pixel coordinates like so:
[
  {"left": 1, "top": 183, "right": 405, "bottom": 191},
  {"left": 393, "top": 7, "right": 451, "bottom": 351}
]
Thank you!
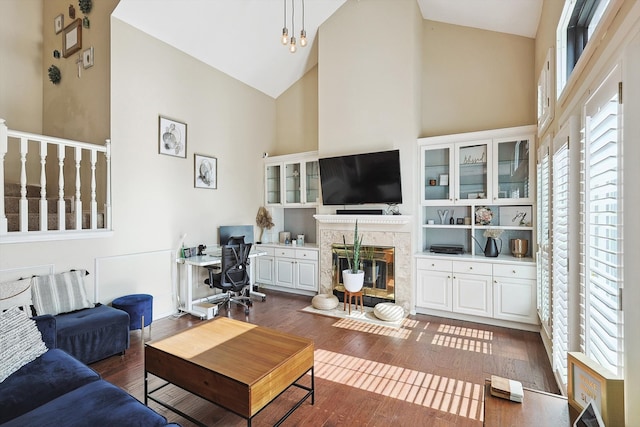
[
  {"left": 281, "top": 28, "right": 289, "bottom": 45},
  {"left": 300, "top": 29, "right": 307, "bottom": 47},
  {"left": 289, "top": 36, "right": 297, "bottom": 53}
]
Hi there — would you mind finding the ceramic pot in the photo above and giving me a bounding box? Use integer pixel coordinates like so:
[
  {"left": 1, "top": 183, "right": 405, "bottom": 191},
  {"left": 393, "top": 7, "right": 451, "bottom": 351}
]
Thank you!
[{"left": 342, "top": 269, "right": 365, "bottom": 292}]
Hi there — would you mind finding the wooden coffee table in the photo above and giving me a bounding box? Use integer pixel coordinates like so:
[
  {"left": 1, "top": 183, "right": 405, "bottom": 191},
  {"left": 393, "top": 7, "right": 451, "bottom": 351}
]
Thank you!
[{"left": 145, "top": 317, "right": 314, "bottom": 426}]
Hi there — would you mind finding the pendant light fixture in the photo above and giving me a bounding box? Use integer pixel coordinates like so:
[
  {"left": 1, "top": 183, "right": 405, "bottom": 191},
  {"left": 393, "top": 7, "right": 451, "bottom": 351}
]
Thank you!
[
  {"left": 300, "top": 0, "right": 307, "bottom": 47},
  {"left": 280, "top": 0, "right": 307, "bottom": 53},
  {"left": 289, "top": 0, "right": 297, "bottom": 53},
  {"left": 281, "top": 0, "right": 288, "bottom": 45}
]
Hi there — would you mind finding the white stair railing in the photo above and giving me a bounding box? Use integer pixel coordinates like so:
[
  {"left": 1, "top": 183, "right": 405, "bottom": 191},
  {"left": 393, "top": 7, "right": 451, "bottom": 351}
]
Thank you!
[{"left": 0, "top": 118, "right": 111, "bottom": 241}]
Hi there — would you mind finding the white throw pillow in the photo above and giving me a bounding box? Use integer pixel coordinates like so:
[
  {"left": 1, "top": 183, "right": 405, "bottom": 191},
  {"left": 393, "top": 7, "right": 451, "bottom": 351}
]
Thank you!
[
  {"left": 0, "top": 307, "right": 48, "bottom": 382},
  {"left": 31, "top": 270, "right": 93, "bottom": 316}
]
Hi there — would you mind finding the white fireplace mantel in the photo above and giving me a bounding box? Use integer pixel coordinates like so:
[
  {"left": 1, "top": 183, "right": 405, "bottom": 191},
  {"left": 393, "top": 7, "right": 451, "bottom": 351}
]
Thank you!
[
  {"left": 313, "top": 214, "right": 412, "bottom": 226},
  {"left": 315, "top": 214, "right": 413, "bottom": 311}
]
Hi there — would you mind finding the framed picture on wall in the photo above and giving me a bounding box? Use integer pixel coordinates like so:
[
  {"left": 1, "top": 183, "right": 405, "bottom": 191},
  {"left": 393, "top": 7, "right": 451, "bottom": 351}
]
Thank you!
[
  {"left": 62, "top": 19, "right": 82, "bottom": 58},
  {"left": 194, "top": 154, "right": 217, "bottom": 189},
  {"left": 158, "top": 116, "right": 187, "bottom": 158},
  {"left": 54, "top": 14, "right": 64, "bottom": 34}
]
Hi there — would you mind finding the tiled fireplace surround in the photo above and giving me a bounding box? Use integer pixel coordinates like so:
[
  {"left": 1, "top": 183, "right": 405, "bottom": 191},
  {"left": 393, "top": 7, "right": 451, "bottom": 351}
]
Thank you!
[{"left": 314, "top": 215, "right": 413, "bottom": 312}]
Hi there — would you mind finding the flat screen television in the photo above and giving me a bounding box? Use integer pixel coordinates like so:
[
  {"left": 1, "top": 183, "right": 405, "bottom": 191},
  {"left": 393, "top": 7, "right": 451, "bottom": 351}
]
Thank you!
[{"left": 318, "top": 149, "right": 402, "bottom": 205}]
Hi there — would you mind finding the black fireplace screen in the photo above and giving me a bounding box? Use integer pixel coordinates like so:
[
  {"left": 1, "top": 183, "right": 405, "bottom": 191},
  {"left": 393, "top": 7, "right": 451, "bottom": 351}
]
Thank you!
[{"left": 331, "top": 244, "right": 395, "bottom": 304}]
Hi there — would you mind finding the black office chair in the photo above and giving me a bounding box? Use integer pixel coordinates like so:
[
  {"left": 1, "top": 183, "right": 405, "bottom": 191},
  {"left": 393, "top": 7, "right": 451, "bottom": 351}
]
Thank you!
[{"left": 205, "top": 242, "right": 253, "bottom": 315}]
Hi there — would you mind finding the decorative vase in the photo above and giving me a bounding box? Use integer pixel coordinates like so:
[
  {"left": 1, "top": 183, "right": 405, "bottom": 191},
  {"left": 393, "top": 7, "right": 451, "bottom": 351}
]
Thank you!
[
  {"left": 484, "top": 237, "right": 502, "bottom": 257},
  {"left": 342, "top": 269, "right": 365, "bottom": 292}
]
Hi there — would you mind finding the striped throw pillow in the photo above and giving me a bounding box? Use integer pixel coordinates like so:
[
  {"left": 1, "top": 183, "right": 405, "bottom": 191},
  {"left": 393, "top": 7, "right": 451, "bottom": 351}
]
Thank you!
[
  {"left": 31, "top": 270, "right": 93, "bottom": 316},
  {"left": 0, "top": 307, "right": 48, "bottom": 382}
]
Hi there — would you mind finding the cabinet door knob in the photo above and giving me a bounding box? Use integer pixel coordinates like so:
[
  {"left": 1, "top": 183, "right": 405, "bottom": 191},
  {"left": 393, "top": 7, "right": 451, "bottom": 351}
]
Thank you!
[
  {"left": 469, "top": 267, "right": 473, "bottom": 270},
  {"left": 513, "top": 270, "right": 516, "bottom": 274},
  {"left": 431, "top": 263, "right": 435, "bottom": 267}
]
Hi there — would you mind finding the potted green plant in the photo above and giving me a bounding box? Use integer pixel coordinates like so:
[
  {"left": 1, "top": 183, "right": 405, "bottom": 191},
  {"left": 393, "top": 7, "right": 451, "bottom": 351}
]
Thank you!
[{"left": 342, "top": 220, "right": 365, "bottom": 292}]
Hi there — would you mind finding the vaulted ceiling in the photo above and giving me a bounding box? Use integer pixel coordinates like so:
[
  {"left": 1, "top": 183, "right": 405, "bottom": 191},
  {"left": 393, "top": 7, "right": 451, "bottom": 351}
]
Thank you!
[{"left": 112, "top": 0, "right": 542, "bottom": 98}]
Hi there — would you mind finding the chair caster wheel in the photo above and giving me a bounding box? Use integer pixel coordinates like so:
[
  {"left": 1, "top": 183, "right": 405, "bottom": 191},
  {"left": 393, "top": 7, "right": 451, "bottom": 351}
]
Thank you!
[{"left": 262, "top": 297, "right": 266, "bottom": 302}]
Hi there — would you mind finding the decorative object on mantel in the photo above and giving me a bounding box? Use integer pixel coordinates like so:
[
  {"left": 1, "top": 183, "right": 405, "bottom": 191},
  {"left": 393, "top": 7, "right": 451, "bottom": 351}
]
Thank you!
[
  {"left": 280, "top": 0, "right": 307, "bottom": 53},
  {"left": 342, "top": 220, "right": 364, "bottom": 292},
  {"left": 48, "top": 65, "right": 61, "bottom": 84},
  {"left": 62, "top": 18, "right": 82, "bottom": 58},
  {"left": 475, "top": 206, "right": 493, "bottom": 225},
  {"left": 69, "top": 4, "right": 76, "bottom": 19},
  {"left": 194, "top": 154, "right": 217, "bottom": 189},
  {"left": 79, "top": 0, "right": 92, "bottom": 14},
  {"left": 54, "top": 14, "right": 64, "bottom": 34},
  {"left": 158, "top": 115, "right": 187, "bottom": 158},
  {"left": 255, "top": 206, "right": 274, "bottom": 244}
]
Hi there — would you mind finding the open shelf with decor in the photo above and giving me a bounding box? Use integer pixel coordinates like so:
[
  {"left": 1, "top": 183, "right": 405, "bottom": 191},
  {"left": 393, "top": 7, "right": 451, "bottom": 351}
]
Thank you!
[{"left": 416, "top": 126, "right": 538, "bottom": 330}]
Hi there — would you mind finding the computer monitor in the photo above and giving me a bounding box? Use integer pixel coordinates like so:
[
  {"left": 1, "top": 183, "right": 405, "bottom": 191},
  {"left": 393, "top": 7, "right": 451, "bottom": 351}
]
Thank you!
[{"left": 219, "top": 225, "right": 254, "bottom": 246}]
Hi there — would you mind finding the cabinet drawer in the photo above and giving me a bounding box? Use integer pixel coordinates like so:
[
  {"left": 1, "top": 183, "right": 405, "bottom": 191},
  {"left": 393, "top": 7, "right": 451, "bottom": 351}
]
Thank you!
[
  {"left": 417, "top": 258, "right": 452, "bottom": 272},
  {"left": 493, "top": 264, "right": 536, "bottom": 279},
  {"left": 295, "top": 249, "right": 318, "bottom": 260},
  {"left": 257, "top": 246, "right": 275, "bottom": 256},
  {"left": 275, "top": 247, "right": 296, "bottom": 258},
  {"left": 453, "top": 261, "right": 492, "bottom": 276}
]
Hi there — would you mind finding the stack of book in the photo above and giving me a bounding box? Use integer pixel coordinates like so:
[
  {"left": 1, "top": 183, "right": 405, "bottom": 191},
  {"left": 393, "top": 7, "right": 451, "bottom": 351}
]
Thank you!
[{"left": 490, "top": 375, "right": 524, "bottom": 403}]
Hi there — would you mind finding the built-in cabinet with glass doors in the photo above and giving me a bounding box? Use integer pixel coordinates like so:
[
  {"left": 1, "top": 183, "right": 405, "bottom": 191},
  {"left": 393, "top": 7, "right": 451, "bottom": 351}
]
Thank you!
[
  {"left": 416, "top": 125, "right": 539, "bottom": 329},
  {"left": 264, "top": 152, "right": 319, "bottom": 207}
]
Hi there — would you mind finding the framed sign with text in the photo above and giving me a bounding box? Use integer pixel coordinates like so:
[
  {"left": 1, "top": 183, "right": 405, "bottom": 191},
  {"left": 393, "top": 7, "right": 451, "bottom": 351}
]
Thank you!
[{"left": 567, "top": 352, "right": 624, "bottom": 427}]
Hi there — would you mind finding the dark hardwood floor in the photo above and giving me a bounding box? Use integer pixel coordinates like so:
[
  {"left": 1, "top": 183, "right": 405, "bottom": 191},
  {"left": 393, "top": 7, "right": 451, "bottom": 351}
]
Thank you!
[{"left": 91, "top": 290, "right": 558, "bottom": 426}]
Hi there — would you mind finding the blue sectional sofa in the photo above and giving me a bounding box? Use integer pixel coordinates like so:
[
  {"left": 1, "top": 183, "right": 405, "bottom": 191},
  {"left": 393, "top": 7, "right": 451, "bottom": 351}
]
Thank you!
[
  {"left": 0, "top": 315, "right": 178, "bottom": 427},
  {"left": 54, "top": 303, "right": 130, "bottom": 364}
]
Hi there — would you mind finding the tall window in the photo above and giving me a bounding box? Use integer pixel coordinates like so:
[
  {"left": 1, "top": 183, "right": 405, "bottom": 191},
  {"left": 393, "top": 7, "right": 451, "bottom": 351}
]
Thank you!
[
  {"left": 552, "top": 139, "right": 570, "bottom": 388},
  {"left": 556, "top": 0, "right": 611, "bottom": 97},
  {"left": 537, "top": 143, "right": 551, "bottom": 335},
  {"left": 580, "top": 66, "right": 623, "bottom": 376}
]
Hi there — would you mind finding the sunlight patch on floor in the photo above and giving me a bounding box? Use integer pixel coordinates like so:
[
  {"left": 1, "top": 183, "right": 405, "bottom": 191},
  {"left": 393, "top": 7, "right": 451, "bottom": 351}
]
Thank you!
[
  {"left": 431, "top": 323, "right": 493, "bottom": 354},
  {"left": 332, "top": 318, "right": 412, "bottom": 339},
  {"left": 314, "top": 349, "right": 484, "bottom": 421}
]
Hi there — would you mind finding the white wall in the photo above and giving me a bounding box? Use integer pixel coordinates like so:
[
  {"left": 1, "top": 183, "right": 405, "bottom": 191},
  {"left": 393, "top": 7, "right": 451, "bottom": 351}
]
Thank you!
[{"left": 0, "top": 17, "right": 276, "bottom": 320}]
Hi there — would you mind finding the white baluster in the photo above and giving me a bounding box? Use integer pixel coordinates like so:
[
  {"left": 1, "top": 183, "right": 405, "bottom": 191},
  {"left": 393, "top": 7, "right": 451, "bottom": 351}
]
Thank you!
[
  {"left": 0, "top": 119, "right": 8, "bottom": 234},
  {"left": 19, "top": 137, "right": 28, "bottom": 232},
  {"left": 39, "top": 141, "right": 48, "bottom": 231},
  {"left": 75, "top": 147, "right": 82, "bottom": 229},
  {"left": 105, "top": 139, "right": 111, "bottom": 230},
  {"left": 57, "top": 144, "right": 66, "bottom": 230},
  {"left": 90, "top": 149, "right": 97, "bottom": 229}
]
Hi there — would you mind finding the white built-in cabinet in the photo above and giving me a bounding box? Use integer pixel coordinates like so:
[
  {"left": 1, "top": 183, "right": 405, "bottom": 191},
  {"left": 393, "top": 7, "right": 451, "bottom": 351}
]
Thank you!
[
  {"left": 416, "top": 125, "right": 538, "bottom": 330},
  {"left": 264, "top": 151, "right": 319, "bottom": 207},
  {"left": 255, "top": 244, "right": 318, "bottom": 295},
  {"left": 415, "top": 257, "right": 537, "bottom": 326},
  {"left": 418, "top": 125, "right": 537, "bottom": 256}
]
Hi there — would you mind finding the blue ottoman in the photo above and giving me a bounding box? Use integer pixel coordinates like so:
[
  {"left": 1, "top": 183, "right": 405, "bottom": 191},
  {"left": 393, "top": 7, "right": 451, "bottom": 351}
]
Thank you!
[{"left": 112, "top": 294, "right": 153, "bottom": 340}]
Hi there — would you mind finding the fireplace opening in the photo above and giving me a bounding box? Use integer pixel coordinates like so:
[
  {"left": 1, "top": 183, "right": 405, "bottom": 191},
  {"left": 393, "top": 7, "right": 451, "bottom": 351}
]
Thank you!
[{"left": 331, "top": 244, "right": 395, "bottom": 307}]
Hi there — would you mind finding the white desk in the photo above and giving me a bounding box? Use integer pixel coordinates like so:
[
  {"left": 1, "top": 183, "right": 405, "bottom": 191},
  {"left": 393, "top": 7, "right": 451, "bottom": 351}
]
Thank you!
[{"left": 176, "top": 248, "right": 266, "bottom": 319}]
